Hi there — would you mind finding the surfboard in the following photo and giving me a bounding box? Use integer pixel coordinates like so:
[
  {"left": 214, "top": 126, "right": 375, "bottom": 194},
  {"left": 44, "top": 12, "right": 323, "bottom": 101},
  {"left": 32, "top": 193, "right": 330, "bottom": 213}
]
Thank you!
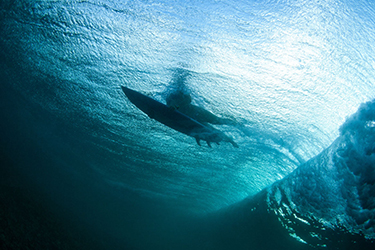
[{"left": 121, "top": 86, "right": 238, "bottom": 148}]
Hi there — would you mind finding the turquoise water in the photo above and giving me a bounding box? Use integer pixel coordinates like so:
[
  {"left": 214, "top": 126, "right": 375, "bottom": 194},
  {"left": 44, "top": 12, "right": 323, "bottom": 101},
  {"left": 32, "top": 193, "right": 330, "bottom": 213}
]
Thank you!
[{"left": 1, "top": 0, "right": 374, "bottom": 249}]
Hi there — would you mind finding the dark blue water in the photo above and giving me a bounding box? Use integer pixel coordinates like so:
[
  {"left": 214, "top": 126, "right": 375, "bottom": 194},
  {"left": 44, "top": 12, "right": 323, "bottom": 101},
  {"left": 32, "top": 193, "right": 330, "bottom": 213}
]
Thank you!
[{"left": 1, "top": 0, "right": 374, "bottom": 249}]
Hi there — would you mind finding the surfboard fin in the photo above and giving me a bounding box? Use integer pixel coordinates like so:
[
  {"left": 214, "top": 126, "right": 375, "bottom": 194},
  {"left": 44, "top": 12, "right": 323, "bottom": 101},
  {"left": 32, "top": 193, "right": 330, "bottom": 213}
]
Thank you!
[
  {"left": 230, "top": 140, "right": 239, "bottom": 148},
  {"left": 206, "top": 141, "right": 212, "bottom": 148},
  {"left": 195, "top": 137, "right": 201, "bottom": 146}
]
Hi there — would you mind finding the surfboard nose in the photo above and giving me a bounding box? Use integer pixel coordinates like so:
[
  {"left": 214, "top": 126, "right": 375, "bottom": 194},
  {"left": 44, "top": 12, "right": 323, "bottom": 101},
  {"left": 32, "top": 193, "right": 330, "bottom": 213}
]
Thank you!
[
  {"left": 121, "top": 86, "right": 130, "bottom": 95},
  {"left": 121, "top": 86, "right": 138, "bottom": 102}
]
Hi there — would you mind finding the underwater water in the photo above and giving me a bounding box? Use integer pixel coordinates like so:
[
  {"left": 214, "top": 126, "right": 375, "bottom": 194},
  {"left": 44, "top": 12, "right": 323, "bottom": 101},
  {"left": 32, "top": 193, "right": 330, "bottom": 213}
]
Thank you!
[{"left": 0, "top": 0, "right": 374, "bottom": 249}]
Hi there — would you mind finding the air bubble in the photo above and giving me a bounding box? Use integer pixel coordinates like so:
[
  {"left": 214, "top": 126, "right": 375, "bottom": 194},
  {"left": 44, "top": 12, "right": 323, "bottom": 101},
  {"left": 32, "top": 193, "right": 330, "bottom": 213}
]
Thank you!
[{"left": 366, "top": 121, "right": 375, "bottom": 128}]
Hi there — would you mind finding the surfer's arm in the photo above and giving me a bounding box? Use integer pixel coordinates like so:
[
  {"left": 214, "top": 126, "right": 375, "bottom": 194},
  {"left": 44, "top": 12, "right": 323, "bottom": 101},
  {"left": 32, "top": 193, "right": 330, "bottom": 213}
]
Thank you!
[{"left": 184, "top": 105, "right": 235, "bottom": 125}]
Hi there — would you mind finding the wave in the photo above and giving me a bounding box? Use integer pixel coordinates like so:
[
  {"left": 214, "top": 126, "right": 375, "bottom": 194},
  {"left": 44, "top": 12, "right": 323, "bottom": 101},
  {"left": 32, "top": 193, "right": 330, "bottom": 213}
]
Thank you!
[
  {"left": 200, "top": 100, "right": 375, "bottom": 250},
  {"left": 267, "top": 99, "right": 375, "bottom": 246},
  {"left": 1, "top": 0, "right": 375, "bottom": 249}
]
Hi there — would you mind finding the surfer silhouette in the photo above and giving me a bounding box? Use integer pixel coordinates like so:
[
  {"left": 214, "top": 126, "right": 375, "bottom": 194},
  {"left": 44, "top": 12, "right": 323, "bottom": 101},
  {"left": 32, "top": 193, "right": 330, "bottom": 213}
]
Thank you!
[{"left": 122, "top": 67, "right": 238, "bottom": 148}]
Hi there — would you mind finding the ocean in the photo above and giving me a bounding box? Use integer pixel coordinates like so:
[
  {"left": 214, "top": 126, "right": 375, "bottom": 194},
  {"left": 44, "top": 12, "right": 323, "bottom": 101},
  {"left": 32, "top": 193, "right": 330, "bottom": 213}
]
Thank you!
[{"left": 1, "top": 0, "right": 374, "bottom": 249}]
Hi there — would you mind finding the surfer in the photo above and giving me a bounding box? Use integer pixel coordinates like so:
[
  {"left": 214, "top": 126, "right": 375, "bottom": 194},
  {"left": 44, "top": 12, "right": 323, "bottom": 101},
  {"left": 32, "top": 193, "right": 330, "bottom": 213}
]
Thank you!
[
  {"left": 122, "top": 86, "right": 239, "bottom": 148},
  {"left": 122, "top": 67, "right": 238, "bottom": 148}
]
